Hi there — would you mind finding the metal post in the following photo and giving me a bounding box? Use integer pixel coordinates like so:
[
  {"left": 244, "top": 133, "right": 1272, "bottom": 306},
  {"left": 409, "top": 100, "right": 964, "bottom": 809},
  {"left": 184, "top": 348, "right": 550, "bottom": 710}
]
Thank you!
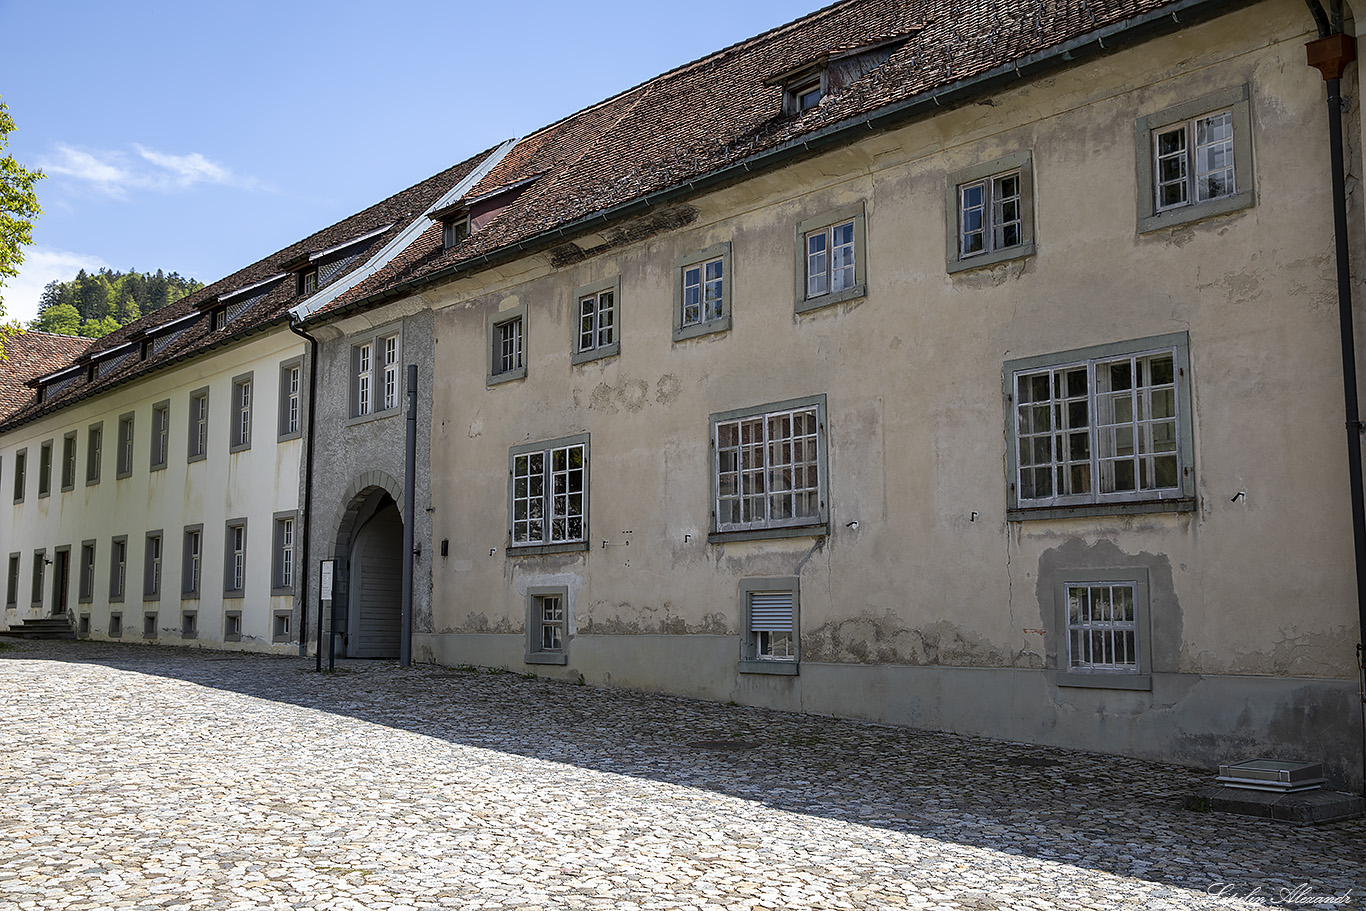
[{"left": 401, "top": 364, "right": 417, "bottom": 668}]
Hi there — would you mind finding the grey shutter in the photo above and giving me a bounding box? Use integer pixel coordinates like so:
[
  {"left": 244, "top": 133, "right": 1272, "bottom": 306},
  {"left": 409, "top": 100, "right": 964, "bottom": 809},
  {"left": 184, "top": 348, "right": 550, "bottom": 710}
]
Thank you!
[{"left": 749, "top": 591, "right": 793, "bottom": 633}]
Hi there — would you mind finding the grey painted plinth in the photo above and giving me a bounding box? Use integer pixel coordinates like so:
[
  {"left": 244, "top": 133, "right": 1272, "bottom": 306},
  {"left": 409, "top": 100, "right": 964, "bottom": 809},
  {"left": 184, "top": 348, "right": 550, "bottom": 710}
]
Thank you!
[{"left": 1186, "top": 787, "right": 1365, "bottom": 825}]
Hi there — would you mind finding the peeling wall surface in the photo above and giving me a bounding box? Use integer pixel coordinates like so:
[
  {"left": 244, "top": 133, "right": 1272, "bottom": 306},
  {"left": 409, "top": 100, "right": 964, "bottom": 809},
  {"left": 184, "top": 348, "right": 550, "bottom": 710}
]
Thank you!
[
  {"left": 0, "top": 331, "right": 304, "bottom": 652},
  {"left": 301, "top": 305, "right": 436, "bottom": 658},
  {"left": 414, "top": 1, "right": 1366, "bottom": 790}
]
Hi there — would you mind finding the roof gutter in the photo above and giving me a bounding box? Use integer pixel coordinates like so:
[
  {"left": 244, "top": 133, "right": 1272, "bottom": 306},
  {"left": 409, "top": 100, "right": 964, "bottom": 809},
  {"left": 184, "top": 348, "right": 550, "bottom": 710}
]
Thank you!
[{"left": 312, "top": 0, "right": 1260, "bottom": 324}]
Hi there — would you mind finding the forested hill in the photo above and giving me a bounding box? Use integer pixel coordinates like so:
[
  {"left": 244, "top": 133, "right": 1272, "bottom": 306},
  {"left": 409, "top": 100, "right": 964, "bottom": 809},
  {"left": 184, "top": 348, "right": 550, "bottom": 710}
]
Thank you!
[{"left": 31, "top": 268, "right": 205, "bottom": 338}]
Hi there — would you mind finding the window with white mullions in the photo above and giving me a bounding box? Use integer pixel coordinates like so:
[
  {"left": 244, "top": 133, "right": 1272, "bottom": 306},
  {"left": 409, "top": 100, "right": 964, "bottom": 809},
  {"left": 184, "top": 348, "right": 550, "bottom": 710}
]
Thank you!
[
  {"left": 1012, "top": 345, "right": 1183, "bottom": 507},
  {"left": 805, "top": 220, "right": 856, "bottom": 298},
  {"left": 1066, "top": 582, "right": 1138, "bottom": 671},
  {"left": 959, "top": 171, "right": 1022, "bottom": 258},
  {"left": 510, "top": 438, "right": 588, "bottom": 549},
  {"left": 749, "top": 590, "right": 795, "bottom": 660},
  {"left": 579, "top": 289, "right": 615, "bottom": 353},
  {"left": 499, "top": 318, "right": 522, "bottom": 374},
  {"left": 382, "top": 335, "right": 399, "bottom": 411},
  {"left": 1155, "top": 110, "right": 1234, "bottom": 211},
  {"left": 356, "top": 343, "right": 372, "bottom": 416},
  {"left": 682, "top": 258, "right": 724, "bottom": 328},
  {"left": 538, "top": 595, "right": 564, "bottom": 652},
  {"left": 716, "top": 406, "right": 821, "bottom": 531}
]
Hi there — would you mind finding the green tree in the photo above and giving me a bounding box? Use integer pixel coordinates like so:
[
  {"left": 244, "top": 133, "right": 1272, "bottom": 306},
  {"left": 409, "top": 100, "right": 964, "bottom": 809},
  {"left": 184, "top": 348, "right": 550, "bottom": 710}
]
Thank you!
[
  {"left": 79, "top": 314, "right": 120, "bottom": 338},
  {"left": 0, "top": 95, "right": 43, "bottom": 352},
  {"left": 30, "top": 302, "right": 81, "bottom": 335}
]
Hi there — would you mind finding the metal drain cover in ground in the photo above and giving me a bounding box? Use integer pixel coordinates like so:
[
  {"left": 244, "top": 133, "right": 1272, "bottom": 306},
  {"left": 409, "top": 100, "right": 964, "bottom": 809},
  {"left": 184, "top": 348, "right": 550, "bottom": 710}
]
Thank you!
[{"left": 688, "top": 740, "right": 757, "bottom": 750}]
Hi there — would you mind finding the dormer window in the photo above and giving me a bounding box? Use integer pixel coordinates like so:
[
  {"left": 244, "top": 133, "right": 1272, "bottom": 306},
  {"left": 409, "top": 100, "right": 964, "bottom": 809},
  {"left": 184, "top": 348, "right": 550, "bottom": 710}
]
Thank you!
[
  {"left": 435, "top": 172, "right": 543, "bottom": 250},
  {"left": 300, "top": 268, "right": 318, "bottom": 295},
  {"left": 789, "top": 76, "right": 824, "bottom": 114},
  {"left": 443, "top": 215, "right": 470, "bottom": 249},
  {"left": 212, "top": 308, "right": 228, "bottom": 331},
  {"left": 768, "top": 32, "right": 920, "bottom": 118}
]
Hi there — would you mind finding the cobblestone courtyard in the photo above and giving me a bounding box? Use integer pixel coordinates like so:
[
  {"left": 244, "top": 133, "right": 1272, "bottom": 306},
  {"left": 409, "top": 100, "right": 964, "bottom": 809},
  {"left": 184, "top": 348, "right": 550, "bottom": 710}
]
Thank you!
[{"left": 0, "top": 640, "right": 1361, "bottom": 910}]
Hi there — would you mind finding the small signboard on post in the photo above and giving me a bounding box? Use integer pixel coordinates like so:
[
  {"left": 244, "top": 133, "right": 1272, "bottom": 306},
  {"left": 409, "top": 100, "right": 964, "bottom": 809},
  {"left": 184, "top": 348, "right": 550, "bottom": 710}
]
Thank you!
[{"left": 319, "top": 559, "right": 334, "bottom": 603}]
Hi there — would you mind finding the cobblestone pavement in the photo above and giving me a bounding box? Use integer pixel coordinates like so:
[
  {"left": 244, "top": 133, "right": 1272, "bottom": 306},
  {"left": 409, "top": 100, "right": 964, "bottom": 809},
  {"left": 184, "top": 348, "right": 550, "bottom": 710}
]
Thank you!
[{"left": 1, "top": 640, "right": 1362, "bottom": 911}]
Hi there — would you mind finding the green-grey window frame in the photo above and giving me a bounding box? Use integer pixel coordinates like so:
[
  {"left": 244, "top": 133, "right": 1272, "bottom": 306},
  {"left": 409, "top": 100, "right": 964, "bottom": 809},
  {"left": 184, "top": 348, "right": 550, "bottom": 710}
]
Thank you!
[
  {"left": 487, "top": 303, "right": 528, "bottom": 385},
  {"left": 224, "top": 518, "right": 247, "bottom": 598},
  {"left": 271, "top": 511, "right": 297, "bottom": 595},
  {"left": 229, "top": 373, "right": 253, "bottom": 453},
  {"left": 673, "top": 242, "right": 732, "bottom": 342},
  {"left": 946, "top": 151, "right": 1036, "bottom": 273},
  {"left": 143, "top": 530, "right": 163, "bottom": 600},
  {"left": 181, "top": 610, "right": 198, "bottom": 639},
  {"left": 31, "top": 549, "right": 45, "bottom": 606},
  {"left": 108, "top": 611, "right": 123, "bottom": 638},
  {"left": 37, "top": 439, "right": 52, "bottom": 498},
  {"left": 86, "top": 423, "right": 102, "bottom": 485},
  {"left": 278, "top": 357, "right": 304, "bottom": 440},
  {"left": 571, "top": 276, "right": 621, "bottom": 365},
  {"left": 12, "top": 447, "right": 24, "bottom": 502},
  {"left": 795, "top": 201, "right": 867, "bottom": 313},
  {"left": 150, "top": 399, "right": 170, "bottom": 471},
  {"left": 6, "top": 552, "right": 20, "bottom": 606},
  {"left": 60, "top": 431, "right": 77, "bottom": 492},
  {"left": 181, "top": 524, "right": 203, "bottom": 598},
  {"left": 1054, "top": 567, "right": 1152, "bottom": 690},
  {"left": 525, "top": 585, "right": 570, "bottom": 665},
  {"left": 187, "top": 388, "right": 209, "bottom": 462},
  {"left": 116, "top": 412, "right": 135, "bottom": 479},
  {"left": 709, "top": 394, "right": 829, "bottom": 543},
  {"left": 224, "top": 610, "right": 243, "bottom": 642},
  {"left": 78, "top": 540, "right": 96, "bottom": 603},
  {"left": 738, "top": 576, "right": 800, "bottom": 676},
  {"left": 109, "top": 535, "right": 127, "bottom": 602},
  {"left": 143, "top": 611, "right": 158, "bottom": 640},
  {"left": 507, "top": 433, "right": 590, "bottom": 556},
  {"left": 1136, "top": 85, "right": 1253, "bottom": 233},
  {"left": 1004, "top": 332, "right": 1194, "bottom": 521}
]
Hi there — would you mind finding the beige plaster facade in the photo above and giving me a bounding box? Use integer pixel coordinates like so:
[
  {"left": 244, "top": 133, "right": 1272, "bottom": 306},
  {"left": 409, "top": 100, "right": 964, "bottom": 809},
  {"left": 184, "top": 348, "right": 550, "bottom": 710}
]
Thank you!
[{"left": 411, "top": 1, "right": 1366, "bottom": 788}]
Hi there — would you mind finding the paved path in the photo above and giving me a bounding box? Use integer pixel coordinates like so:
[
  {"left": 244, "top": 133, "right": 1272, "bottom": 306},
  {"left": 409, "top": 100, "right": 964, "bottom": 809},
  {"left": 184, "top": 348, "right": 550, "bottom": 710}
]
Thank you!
[{"left": 0, "top": 640, "right": 1361, "bottom": 911}]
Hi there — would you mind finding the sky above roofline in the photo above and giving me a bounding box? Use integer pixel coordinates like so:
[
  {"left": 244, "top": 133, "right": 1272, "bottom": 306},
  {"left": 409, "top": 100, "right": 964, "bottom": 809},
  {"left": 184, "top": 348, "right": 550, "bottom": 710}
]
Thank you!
[{"left": 0, "top": 0, "right": 820, "bottom": 325}]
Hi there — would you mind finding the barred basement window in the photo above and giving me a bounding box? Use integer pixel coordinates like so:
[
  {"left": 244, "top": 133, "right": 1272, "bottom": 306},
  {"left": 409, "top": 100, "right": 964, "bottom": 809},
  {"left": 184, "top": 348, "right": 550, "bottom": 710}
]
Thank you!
[
  {"left": 1054, "top": 568, "right": 1152, "bottom": 690},
  {"left": 509, "top": 435, "right": 589, "bottom": 553},
  {"left": 525, "top": 586, "right": 570, "bottom": 665}
]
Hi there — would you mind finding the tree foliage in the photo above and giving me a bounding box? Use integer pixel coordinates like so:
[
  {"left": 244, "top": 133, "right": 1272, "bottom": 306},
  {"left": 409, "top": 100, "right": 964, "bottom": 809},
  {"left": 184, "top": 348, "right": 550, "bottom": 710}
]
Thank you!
[
  {"left": 1, "top": 95, "right": 43, "bottom": 351},
  {"left": 32, "top": 267, "right": 203, "bottom": 337}
]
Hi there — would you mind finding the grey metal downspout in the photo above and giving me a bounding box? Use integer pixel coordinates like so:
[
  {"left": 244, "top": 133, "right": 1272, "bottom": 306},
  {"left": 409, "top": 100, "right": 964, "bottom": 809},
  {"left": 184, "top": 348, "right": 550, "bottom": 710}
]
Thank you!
[
  {"left": 401, "top": 364, "right": 417, "bottom": 668},
  {"left": 1305, "top": 0, "right": 1366, "bottom": 795},
  {"left": 287, "top": 314, "right": 322, "bottom": 670}
]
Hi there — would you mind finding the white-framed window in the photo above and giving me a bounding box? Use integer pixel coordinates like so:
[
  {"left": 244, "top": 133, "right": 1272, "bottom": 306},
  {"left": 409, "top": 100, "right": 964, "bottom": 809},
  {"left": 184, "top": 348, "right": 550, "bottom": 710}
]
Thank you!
[
  {"left": 109, "top": 536, "right": 127, "bottom": 601},
  {"left": 144, "top": 532, "right": 162, "bottom": 599},
  {"left": 86, "top": 424, "right": 102, "bottom": 485},
  {"left": 488, "top": 306, "right": 527, "bottom": 385},
  {"left": 946, "top": 151, "right": 1035, "bottom": 273},
  {"left": 1053, "top": 568, "right": 1152, "bottom": 690},
  {"left": 230, "top": 374, "right": 252, "bottom": 452},
  {"left": 1136, "top": 85, "right": 1253, "bottom": 232},
  {"left": 797, "top": 203, "right": 866, "bottom": 312},
  {"left": 572, "top": 276, "right": 621, "bottom": 365},
  {"left": 278, "top": 360, "right": 302, "bottom": 439},
  {"left": 150, "top": 400, "right": 170, "bottom": 470},
  {"left": 350, "top": 329, "right": 402, "bottom": 416},
  {"left": 116, "top": 413, "right": 135, "bottom": 478},
  {"left": 300, "top": 268, "right": 318, "bottom": 295},
  {"left": 37, "top": 440, "right": 51, "bottom": 497},
  {"left": 78, "top": 541, "right": 96, "bottom": 603},
  {"left": 187, "top": 388, "right": 209, "bottom": 461},
  {"left": 12, "top": 448, "right": 25, "bottom": 502},
  {"left": 272, "top": 513, "right": 295, "bottom": 593},
  {"left": 509, "top": 435, "right": 589, "bottom": 552},
  {"left": 710, "top": 396, "right": 828, "bottom": 540},
  {"left": 738, "top": 577, "right": 800, "bottom": 675},
  {"left": 224, "top": 519, "right": 246, "bottom": 597},
  {"left": 61, "top": 432, "right": 77, "bottom": 491},
  {"left": 674, "top": 243, "right": 731, "bottom": 341},
  {"left": 182, "top": 526, "right": 202, "bottom": 597},
  {"left": 525, "top": 586, "right": 570, "bottom": 665},
  {"left": 1005, "top": 333, "right": 1194, "bottom": 517}
]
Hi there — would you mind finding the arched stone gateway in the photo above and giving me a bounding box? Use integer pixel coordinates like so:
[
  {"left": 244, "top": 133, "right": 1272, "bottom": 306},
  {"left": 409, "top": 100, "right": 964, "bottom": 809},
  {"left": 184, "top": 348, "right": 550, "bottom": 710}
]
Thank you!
[{"left": 330, "top": 473, "right": 405, "bottom": 659}]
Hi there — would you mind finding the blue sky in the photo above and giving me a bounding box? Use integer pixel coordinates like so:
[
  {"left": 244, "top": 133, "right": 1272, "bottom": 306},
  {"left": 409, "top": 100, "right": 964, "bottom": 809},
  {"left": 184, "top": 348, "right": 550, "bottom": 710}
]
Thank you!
[{"left": 0, "top": 0, "right": 820, "bottom": 325}]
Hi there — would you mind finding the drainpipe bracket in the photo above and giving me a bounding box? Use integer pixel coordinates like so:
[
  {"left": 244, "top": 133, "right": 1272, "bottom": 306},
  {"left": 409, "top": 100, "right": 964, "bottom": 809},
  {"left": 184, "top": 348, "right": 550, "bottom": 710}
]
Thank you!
[{"left": 1307, "top": 33, "right": 1357, "bottom": 81}]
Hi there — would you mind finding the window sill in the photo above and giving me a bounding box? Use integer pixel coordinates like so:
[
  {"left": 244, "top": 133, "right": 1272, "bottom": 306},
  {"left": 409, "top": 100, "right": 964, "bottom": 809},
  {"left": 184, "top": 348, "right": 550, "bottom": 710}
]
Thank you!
[
  {"left": 271, "top": 586, "right": 295, "bottom": 597},
  {"left": 277, "top": 430, "right": 303, "bottom": 442},
  {"left": 673, "top": 316, "right": 731, "bottom": 343},
  {"left": 525, "top": 652, "right": 568, "bottom": 666},
  {"left": 1056, "top": 671, "right": 1152, "bottom": 691},
  {"left": 182, "top": 631, "right": 198, "bottom": 640},
  {"left": 61, "top": 485, "right": 74, "bottom": 494},
  {"left": 1008, "top": 498, "right": 1194, "bottom": 522},
  {"left": 181, "top": 593, "right": 200, "bottom": 601},
  {"left": 948, "top": 243, "right": 1035, "bottom": 275},
  {"left": 223, "top": 591, "right": 245, "bottom": 600},
  {"left": 487, "top": 367, "right": 527, "bottom": 386},
  {"left": 738, "top": 659, "right": 799, "bottom": 676},
  {"left": 85, "top": 478, "right": 100, "bottom": 487},
  {"left": 344, "top": 407, "right": 401, "bottom": 428},
  {"left": 1138, "top": 191, "right": 1253, "bottom": 234},
  {"left": 709, "top": 523, "right": 828, "bottom": 545},
  {"left": 571, "top": 343, "right": 620, "bottom": 366},
  {"left": 796, "top": 283, "right": 865, "bottom": 314},
  {"left": 507, "top": 541, "right": 589, "bottom": 557}
]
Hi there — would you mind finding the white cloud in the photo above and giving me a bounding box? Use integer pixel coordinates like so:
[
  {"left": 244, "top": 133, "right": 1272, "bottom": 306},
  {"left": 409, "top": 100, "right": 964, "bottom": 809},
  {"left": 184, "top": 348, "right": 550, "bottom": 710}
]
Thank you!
[
  {"left": 37, "top": 143, "right": 265, "bottom": 197},
  {"left": 0, "top": 247, "right": 109, "bottom": 326}
]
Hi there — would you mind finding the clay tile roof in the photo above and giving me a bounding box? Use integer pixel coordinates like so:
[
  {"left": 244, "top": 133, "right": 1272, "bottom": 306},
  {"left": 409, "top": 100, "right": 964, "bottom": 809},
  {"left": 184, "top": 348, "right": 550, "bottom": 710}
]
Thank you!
[
  {"left": 0, "top": 146, "right": 499, "bottom": 431},
  {"left": 0, "top": 332, "right": 94, "bottom": 421},
  {"left": 313, "top": 0, "right": 1221, "bottom": 315}
]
